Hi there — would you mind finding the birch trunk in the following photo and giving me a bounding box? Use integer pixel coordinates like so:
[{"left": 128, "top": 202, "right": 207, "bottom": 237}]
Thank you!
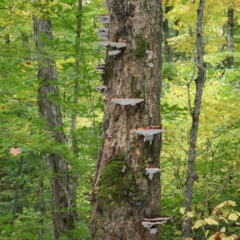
[
  {"left": 182, "top": 0, "right": 206, "bottom": 239},
  {"left": 90, "top": 0, "right": 162, "bottom": 239},
  {"left": 33, "top": 16, "right": 75, "bottom": 240}
]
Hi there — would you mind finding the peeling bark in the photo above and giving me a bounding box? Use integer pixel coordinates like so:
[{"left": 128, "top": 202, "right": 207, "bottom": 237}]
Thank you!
[
  {"left": 33, "top": 16, "right": 75, "bottom": 240},
  {"left": 90, "top": 0, "right": 162, "bottom": 239},
  {"left": 182, "top": 0, "right": 206, "bottom": 239}
]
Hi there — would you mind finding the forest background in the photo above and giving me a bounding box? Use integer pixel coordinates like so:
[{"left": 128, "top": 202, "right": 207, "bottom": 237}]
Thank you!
[{"left": 0, "top": 0, "right": 239, "bottom": 239}]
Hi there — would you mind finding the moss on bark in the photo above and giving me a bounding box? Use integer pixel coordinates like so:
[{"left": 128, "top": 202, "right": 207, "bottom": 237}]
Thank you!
[{"left": 134, "top": 34, "right": 149, "bottom": 58}]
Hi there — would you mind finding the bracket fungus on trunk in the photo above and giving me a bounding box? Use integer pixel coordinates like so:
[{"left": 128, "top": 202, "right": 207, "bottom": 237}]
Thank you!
[
  {"left": 95, "top": 41, "right": 110, "bottom": 47},
  {"left": 109, "top": 42, "right": 127, "bottom": 48},
  {"left": 98, "top": 14, "right": 110, "bottom": 24},
  {"left": 146, "top": 168, "right": 161, "bottom": 180},
  {"left": 96, "top": 85, "right": 107, "bottom": 93},
  {"left": 111, "top": 98, "right": 144, "bottom": 108},
  {"left": 108, "top": 50, "right": 121, "bottom": 56},
  {"left": 135, "top": 126, "right": 167, "bottom": 144},
  {"left": 142, "top": 215, "right": 172, "bottom": 233}
]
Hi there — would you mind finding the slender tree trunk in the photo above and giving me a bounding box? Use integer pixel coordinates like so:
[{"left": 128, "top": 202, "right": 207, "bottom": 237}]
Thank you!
[
  {"left": 226, "top": 7, "right": 234, "bottom": 68},
  {"left": 11, "top": 156, "right": 24, "bottom": 222},
  {"left": 163, "top": 2, "right": 173, "bottom": 62},
  {"left": 33, "top": 15, "right": 75, "bottom": 240},
  {"left": 90, "top": 0, "right": 162, "bottom": 239},
  {"left": 71, "top": 0, "right": 82, "bottom": 218},
  {"left": 38, "top": 153, "right": 45, "bottom": 239},
  {"left": 182, "top": 0, "right": 206, "bottom": 239}
]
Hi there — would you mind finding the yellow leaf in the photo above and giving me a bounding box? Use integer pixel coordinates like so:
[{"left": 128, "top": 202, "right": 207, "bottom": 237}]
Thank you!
[
  {"left": 192, "top": 220, "right": 205, "bottom": 229},
  {"left": 186, "top": 211, "right": 195, "bottom": 218},
  {"left": 212, "top": 200, "right": 236, "bottom": 214},
  {"left": 228, "top": 213, "right": 239, "bottom": 221},
  {"left": 180, "top": 207, "right": 186, "bottom": 214},
  {"left": 220, "top": 227, "right": 226, "bottom": 232},
  {"left": 221, "top": 237, "right": 235, "bottom": 240},
  {"left": 204, "top": 217, "right": 219, "bottom": 225}
]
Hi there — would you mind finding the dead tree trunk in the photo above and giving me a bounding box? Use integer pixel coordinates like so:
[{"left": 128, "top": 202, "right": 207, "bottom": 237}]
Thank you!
[
  {"left": 182, "top": 0, "right": 206, "bottom": 239},
  {"left": 90, "top": 0, "right": 162, "bottom": 239},
  {"left": 33, "top": 16, "right": 75, "bottom": 240},
  {"left": 226, "top": 7, "right": 234, "bottom": 68}
]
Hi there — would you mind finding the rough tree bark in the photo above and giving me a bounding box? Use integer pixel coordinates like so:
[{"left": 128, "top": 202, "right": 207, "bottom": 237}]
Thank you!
[
  {"left": 33, "top": 15, "right": 75, "bottom": 240},
  {"left": 226, "top": 7, "right": 234, "bottom": 68},
  {"left": 90, "top": 0, "right": 162, "bottom": 239},
  {"left": 182, "top": 0, "right": 206, "bottom": 239}
]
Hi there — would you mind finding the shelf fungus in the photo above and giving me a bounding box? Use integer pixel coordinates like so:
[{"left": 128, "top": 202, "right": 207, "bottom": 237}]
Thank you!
[
  {"left": 98, "top": 14, "right": 110, "bottom": 24},
  {"left": 95, "top": 41, "right": 110, "bottom": 47},
  {"left": 146, "top": 168, "right": 161, "bottom": 180},
  {"left": 97, "top": 28, "right": 109, "bottom": 40},
  {"left": 135, "top": 126, "right": 167, "bottom": 144},
  {"left": 142, "top": 216, "right": 170, "bottom": 232},
  {"left": 96, "top": 85, "right": 107, "bottom": 93},
  {"left": 109, "top": 42, "right": 127, "bottom": 48},
  {"left": 108, "top": 50, "right": 121, "bottom": 56},
  {"left": 111, "top": 98, "right": 144, "bottom": 108}
]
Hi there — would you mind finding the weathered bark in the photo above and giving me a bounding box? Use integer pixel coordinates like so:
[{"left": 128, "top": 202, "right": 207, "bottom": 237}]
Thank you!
[
  {"left": 33, "top": 16, "right": 75, "bottom": 240},
  {"left": 90, "top": 0, "right": 162, "bottom": 239},
  {"left": 182, "top": 0, "right": 206, "bottom": 239},
  {"left": 226, "top": 7, "right": 234, "bottom": 68},
  {"left": 11, "top": 156, "right": 24, "bottom": 222},
  {"left": 163, "top": 1, "right": 173, "bottom": 62}
]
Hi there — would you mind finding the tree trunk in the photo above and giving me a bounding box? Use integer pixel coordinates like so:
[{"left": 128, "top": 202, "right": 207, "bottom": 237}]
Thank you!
[
  {"left": 182, "top": 0, "right": 206, "bottom": 239},
  {"left": 90, "top": 0, "right": 162, "bottom": 239},
  {"left": 226, "top": 7, "right": 234, "bottom": 68},
  {"left": 163, "top": 1, "right": 173, "bottom": 62},
  {"left": 71, "top": 0, "right": 82, "bottom": 217},
  {"left": 33, "top": 16, "right": 75, "bottom": 240}
]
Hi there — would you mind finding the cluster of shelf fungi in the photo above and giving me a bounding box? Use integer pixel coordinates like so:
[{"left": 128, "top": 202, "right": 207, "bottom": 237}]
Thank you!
[{"left": 95, "top": 2, "right": 172, "bottom": 235}]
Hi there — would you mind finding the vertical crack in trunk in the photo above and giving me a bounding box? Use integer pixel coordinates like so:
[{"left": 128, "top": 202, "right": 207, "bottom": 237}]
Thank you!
[
  {"left": 33, "top": 15, "right": 75, "bottom": 240},
  {"left": 90, "top": 0, "right": 162, "bottom": 239},
  {"left": 182, "top": 0, "right": 206, "bottom": 239}
]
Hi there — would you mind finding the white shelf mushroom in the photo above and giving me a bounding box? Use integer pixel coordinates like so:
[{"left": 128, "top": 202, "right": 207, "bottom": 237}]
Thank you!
[
  {"left": 108, "top": 50, "right": 121, "bottom": 56},
  {"left": 135, "top": 128, "right": 167, "bottom": 144},
  {"left": 111, "top": 98, "right": 144, "bottom": 108},
  {"left": 110, "top": 42, "right": 127, "bottom": 48},
  {"left": 145, "top": 168, "right": 161, "bottom": 180},
  {"left": 144, "top": 216, "right": 172, "bottom": 221},
  {"left": 96, "top": 85, "right": 107, "bottom": 93},
  {"left": 95, "top": 41, "right": 110, "bottom": 47},
  {"left": 149, "top": 228, "right": 158, "bottom": 234},
  {"left": 98, "top": 15, "right": 110, "bottom": 24}
]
